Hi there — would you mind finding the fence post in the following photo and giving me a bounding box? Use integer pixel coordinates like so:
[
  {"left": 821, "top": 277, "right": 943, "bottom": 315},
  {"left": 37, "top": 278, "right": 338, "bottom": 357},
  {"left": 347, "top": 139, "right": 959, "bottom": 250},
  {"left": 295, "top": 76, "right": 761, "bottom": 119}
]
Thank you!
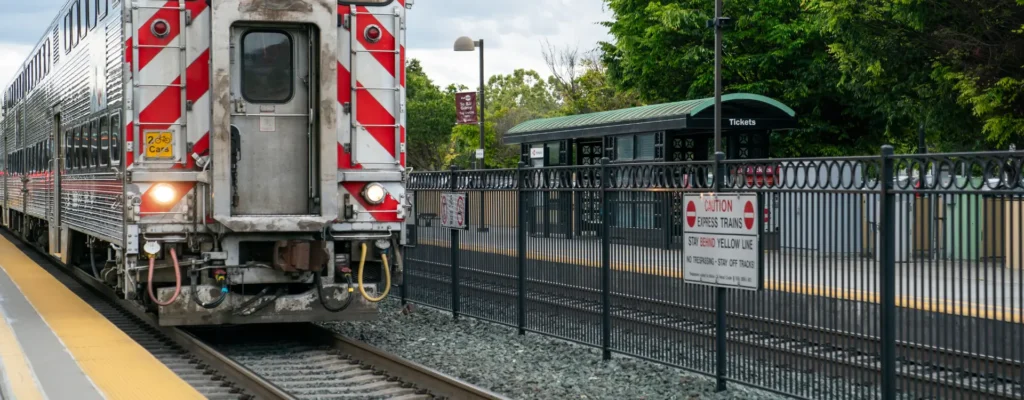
[
  {"left": 517, "top": 162, "right": 527, "bottom": 335},
  {"left": 713, "top": 151, "right": 727, "bottom": 392},
  {"left": 450, "top": 165, "right": 461, "bottom": 321},
  {"left": 402, "top": 189, "right": 417, "bottom": 306},
  {"left": 599, "top": 157, "right": 612, "bottom": 360},
  {"left": 879, "top": 145, "right": 896, "bottom": 400}
]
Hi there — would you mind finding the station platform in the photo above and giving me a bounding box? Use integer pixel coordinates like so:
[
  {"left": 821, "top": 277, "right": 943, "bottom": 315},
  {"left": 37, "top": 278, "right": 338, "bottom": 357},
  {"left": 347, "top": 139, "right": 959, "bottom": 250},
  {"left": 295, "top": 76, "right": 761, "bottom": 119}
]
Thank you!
[{"left": 0, "top": 234, "right": 205, "bottom": 400}]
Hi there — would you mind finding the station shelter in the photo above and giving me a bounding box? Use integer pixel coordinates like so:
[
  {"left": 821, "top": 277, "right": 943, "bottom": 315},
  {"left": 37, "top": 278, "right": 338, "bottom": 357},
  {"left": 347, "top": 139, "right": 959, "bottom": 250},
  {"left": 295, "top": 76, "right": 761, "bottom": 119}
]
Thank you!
[{"left": 503, "top": 93, "right": 798, "bottom": 248}]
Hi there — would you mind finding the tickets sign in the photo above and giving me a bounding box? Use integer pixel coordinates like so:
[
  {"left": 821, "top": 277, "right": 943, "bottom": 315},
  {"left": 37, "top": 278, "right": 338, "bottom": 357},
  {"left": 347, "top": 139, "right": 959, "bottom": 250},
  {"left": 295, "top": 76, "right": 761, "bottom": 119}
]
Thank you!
[{"left": 682, "top": 193, "right": 762, "bottom": 290}]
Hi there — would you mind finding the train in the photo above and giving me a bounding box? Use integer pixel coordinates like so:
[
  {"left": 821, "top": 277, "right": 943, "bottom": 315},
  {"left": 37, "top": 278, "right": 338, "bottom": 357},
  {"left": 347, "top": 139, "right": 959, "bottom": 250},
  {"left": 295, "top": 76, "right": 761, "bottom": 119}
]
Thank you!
[{"left": 1, "top": 0, "right": 414, "bottom": 326}]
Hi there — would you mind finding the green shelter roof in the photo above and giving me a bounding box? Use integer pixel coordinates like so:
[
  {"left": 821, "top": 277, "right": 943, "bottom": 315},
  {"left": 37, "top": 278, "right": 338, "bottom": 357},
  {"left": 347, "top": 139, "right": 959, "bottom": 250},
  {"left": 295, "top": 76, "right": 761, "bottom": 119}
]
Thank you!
[{"left": 504, "top": 93, "right": 797, "bottom": 145}]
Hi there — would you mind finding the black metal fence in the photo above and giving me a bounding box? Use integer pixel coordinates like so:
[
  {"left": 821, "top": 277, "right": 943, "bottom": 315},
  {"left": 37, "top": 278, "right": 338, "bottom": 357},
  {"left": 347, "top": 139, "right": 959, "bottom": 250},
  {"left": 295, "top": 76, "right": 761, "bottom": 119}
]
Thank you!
[{"left": 400, "top": 146, "right": 1024, "bottom": 400}]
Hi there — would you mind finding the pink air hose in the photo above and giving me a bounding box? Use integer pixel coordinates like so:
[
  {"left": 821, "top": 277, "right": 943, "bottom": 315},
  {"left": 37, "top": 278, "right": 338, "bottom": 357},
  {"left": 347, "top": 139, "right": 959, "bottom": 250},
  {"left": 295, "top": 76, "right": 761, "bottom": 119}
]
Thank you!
[{"left": 147, "top": 248, "right": 182, "bottom": 306}]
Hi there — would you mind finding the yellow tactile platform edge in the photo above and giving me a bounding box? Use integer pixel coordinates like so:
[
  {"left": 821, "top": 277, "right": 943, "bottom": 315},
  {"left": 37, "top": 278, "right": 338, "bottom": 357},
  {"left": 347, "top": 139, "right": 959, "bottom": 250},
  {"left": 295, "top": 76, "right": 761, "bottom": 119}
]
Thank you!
[
  {"left": 0, "top": 305, "right": 45, "bottom": 400},
  {"left": 0, "top": 237, "right": 205, "bottom": 400}
]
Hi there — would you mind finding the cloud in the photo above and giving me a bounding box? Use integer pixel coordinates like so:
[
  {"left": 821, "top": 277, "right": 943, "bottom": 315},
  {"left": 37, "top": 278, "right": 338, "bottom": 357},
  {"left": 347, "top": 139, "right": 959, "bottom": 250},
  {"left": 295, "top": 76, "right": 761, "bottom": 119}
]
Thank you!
[
  {"left": 0, "top": 2, "right": 60, "bottom": 87},
  {"left": 0, "top": 44, "right": 33, "bottom": 89},
  {"left": 407, "top": 0, "right": 613, "bottom": 89}
]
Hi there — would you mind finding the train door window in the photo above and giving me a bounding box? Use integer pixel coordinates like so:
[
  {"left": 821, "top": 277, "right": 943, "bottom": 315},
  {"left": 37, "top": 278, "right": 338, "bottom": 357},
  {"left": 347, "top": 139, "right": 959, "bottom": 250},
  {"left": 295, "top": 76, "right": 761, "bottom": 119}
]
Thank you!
[
  {"left": 98, "top": 116, "right": 109, "bottom": 167},
  {"left": 109, "top": 112, "right": 120, "bottom": 166},
  {"left": 241, "top": 31, "right": 294, "bottom": 103}
]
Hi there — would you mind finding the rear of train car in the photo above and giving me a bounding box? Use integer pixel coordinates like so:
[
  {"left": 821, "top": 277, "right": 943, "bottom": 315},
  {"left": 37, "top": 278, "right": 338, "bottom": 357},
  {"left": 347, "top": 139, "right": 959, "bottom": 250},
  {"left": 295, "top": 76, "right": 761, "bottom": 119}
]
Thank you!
[{"left": 0, "top": 0, "right": 414, "bottom": 326}]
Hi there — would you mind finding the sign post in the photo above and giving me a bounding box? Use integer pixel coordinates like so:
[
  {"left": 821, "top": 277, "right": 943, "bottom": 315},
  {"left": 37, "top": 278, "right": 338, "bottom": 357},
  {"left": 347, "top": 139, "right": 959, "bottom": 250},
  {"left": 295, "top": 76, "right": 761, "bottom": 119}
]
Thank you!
[
  {"left": 441, "top": 190, "right": 468, "bottom": 319},
  {"left": 455, "top": 92, "right": 478, "bottom": 125},
  {"left": 682, "top": 193, "right": 763, "bottom": 290}
]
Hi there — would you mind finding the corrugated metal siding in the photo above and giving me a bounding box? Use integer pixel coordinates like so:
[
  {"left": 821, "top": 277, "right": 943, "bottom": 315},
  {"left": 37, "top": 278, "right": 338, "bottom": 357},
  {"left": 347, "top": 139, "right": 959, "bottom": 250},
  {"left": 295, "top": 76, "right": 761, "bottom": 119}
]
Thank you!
[{"left": 0, "top": 0, "right": 125, "bottom": 246}]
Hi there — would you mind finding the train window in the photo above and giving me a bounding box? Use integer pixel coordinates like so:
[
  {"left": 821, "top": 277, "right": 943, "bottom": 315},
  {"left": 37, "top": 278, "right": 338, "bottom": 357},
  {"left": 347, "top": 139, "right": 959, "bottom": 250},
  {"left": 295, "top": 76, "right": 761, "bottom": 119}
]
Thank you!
[
  {"left": 90, "top": 119, "right": 100, "bottom": 168},
  {"left": 84, "top": 0, "right": 92, "bottom": 31},
  {"left": 83, "top": 122, "right": 93, "bottom": 169},
  {"left": 97, "top": 0, "right": 108, "bottom": 19},
  {"left": 64, "top": 11, "right": 72, "bottom": 53},
  {"left": 109, "top": 112, "right": 121, "bottom": 166},
  {"left": 80, "top": 0, "right": 90, "bottom": 37},
  {"left": 98, "top": 116, "right": 109, "bottom": 167},
  {"left": 241, "top": 31, "right": 293, "bottom": 103},
  {"left": 73, "top": 0, "right": 82, "bottom": 43},
  {"left": 67, "top": 128, "right": 75, "bottom": 170},
  {"left": 74, "top": 126, "right": 83, "bottom": 170}
]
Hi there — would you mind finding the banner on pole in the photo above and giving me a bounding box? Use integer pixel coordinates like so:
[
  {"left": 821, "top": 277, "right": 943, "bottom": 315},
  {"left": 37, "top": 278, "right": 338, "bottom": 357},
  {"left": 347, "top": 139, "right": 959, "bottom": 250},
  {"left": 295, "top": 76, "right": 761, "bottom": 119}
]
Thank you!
[{"left": 456, "top": 91, "right": 478, "bottom": 125}]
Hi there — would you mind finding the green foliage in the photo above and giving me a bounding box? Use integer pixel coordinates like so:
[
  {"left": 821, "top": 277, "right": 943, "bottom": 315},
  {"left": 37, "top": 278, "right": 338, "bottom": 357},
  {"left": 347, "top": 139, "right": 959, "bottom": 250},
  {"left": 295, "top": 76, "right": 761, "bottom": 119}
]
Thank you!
[
  {"left": 405, "top": 60, "right": 456, "bottom": 170},
  {"left": 601, "top": 0, "right": 1024, "bottom": 155}
]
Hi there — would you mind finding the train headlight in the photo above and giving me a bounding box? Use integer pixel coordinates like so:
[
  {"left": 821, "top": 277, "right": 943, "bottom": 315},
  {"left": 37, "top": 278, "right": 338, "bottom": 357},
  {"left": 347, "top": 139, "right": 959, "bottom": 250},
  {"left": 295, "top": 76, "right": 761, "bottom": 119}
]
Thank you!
[
  {"left": 152, "top": 183, "right": 177, "bottom": 204},
  {"left": 362, "top": 183, "right": 387, "bottom": 205}
]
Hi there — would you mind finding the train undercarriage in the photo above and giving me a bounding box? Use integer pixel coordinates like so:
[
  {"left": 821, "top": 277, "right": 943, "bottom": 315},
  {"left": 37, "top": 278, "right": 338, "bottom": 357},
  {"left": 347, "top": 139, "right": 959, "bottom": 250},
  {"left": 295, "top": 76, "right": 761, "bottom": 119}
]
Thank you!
[{"left": 3, "top": 208, "right": 400, "bottom": 326}]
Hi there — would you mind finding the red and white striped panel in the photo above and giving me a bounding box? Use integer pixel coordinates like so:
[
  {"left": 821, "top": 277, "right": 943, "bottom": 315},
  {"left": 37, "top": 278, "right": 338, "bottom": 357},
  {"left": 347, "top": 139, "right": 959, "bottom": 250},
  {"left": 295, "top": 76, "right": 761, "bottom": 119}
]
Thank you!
[
  {"left": 337, "top": 3, "right": 407, "bottom": 224},
  {"left": 125, "top": 0, "right": 211, "bottom": 216}
]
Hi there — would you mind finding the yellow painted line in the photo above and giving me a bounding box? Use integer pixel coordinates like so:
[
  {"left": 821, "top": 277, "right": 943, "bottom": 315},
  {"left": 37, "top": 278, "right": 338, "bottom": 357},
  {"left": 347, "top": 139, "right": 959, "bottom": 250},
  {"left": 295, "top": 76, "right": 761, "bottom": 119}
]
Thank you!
[
  {"left": 419, "top": 239, "right": 1023, "bottom": 323},
  {"left": 0, "top": 237, "right": 206, "bottom": 400},
  {"left": 0, "top": 306, "right": 45, "bottom": 400}
]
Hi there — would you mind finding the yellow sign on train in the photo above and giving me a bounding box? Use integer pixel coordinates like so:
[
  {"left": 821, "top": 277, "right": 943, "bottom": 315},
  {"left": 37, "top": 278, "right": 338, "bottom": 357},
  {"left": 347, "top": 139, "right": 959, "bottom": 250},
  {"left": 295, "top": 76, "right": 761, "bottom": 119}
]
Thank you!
[{"left": 145, "top": 131, "right": 173, "bottom": 158}]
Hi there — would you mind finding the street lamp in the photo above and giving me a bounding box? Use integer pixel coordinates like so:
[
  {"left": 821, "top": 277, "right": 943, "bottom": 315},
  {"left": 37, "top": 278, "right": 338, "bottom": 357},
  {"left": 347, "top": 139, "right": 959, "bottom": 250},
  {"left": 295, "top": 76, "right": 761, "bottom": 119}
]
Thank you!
[{"left": 454, "top": 36, "right": 488, "bottom": 232}]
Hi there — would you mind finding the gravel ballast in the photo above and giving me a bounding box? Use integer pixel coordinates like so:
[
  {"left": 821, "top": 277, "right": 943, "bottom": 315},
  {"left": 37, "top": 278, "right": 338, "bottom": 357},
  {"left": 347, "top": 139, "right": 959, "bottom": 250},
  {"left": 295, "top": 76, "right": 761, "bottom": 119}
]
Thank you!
[{"left": 320, "top": 298, "right": 790, "bottom": 400}]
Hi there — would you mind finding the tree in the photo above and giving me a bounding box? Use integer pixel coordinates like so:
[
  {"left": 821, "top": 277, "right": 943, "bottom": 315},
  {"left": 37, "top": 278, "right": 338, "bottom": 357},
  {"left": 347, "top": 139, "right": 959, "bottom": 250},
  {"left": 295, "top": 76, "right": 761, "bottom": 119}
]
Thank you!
[
  {"left": 405, "top": 59, "right": 455, "bottom": 170},
  {"left": 600, "top": 0, "right": 1024, "bottom": 155},
  {"left": 543, "top": 42, "right": 644, "bottom": 114},
  {"left": 817, "top": 0, "right": 1024, "bottom": 149},
  {"left": 601, "top": 0, "right": 886, "bottom": 156}
]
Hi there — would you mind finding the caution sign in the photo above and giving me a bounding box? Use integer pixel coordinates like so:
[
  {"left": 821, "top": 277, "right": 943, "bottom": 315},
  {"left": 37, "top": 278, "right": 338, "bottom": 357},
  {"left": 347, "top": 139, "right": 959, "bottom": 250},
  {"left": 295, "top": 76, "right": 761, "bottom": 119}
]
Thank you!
[
  {"left": 683, "top": 193, "right": 762, "bottom": 290},
  {"left": 440, "top": 192, "right": 468, "bottom": 230}
]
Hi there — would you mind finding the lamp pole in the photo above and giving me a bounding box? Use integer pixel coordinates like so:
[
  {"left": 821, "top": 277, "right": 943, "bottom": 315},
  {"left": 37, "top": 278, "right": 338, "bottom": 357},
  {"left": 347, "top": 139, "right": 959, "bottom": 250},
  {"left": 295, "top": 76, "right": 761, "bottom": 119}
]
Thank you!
[
  {"left": 714, "top": 0, "right": 724, "bottom": 153},
  {"left": 454, "top": 36, "right": 489, "bottom": 232}
]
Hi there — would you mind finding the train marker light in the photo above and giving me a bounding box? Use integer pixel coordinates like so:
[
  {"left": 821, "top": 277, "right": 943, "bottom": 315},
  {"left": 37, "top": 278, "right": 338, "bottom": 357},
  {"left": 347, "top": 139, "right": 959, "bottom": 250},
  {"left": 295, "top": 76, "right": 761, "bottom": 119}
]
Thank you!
[
  {"left": 151, "top": 19, "right": 170, "bottom": 38},
  {"left": 362, "top": 183, "right": 387, "bottom": 205},
  {"left": 365, "top": 25, "right": 382, "bottom": 43},
  {"left": 152, "top": 183, "right": 177, "bottom": 204}
]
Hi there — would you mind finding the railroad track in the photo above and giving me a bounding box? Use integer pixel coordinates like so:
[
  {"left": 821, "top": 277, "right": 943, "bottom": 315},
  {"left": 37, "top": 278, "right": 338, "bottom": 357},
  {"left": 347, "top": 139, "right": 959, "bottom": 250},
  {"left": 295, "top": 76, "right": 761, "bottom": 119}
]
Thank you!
[
  {"left": 189, "top": 324, "right": 508, "bottom": 400},
  {"left": 407, "top": 264, "right": 1024, "bottom": 400},
  {"left": 4, "top": 230, "right": 506, "bottom": 400}
]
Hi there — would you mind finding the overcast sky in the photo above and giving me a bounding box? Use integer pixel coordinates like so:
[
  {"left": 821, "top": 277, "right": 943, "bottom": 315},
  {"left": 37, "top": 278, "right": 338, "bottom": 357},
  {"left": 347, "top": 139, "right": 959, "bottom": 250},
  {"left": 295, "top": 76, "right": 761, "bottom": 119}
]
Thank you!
[{"left": 0, "top": 0, "right": 613, "bottom": 90}]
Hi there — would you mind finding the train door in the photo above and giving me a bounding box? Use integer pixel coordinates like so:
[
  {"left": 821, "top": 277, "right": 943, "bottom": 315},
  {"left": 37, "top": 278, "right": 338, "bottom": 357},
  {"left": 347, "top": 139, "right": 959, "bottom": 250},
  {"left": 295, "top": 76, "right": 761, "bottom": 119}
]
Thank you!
[
  {"left": 229, "top": 26, "right": 314, "bottom": 216},
  {"left": 49, "top": 112, "right": 63, "bottom": 257}
]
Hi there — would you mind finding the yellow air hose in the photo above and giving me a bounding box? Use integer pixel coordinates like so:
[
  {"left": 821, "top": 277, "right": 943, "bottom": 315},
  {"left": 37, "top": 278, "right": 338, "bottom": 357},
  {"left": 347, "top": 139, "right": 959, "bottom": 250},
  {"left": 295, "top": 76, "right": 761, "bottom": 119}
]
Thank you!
[{"left": 357, "top": 242, "right": 390, "bottom": 302}]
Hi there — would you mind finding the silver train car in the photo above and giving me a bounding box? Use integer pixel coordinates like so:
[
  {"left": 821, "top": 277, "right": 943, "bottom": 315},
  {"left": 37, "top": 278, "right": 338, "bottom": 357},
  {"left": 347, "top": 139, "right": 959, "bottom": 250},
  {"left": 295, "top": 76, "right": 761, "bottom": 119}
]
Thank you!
[{"left": 1, "top": 0, "right": 414, "bottom": 326}]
